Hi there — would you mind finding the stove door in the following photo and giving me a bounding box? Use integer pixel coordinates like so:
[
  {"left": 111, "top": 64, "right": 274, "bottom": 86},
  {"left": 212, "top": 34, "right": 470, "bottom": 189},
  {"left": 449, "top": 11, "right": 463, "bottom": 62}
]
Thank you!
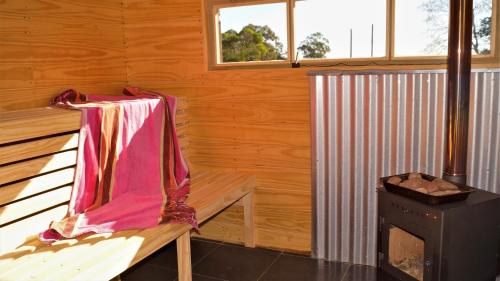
[{"left": 379, "top": 218, "right": 438, "bottom": 281}]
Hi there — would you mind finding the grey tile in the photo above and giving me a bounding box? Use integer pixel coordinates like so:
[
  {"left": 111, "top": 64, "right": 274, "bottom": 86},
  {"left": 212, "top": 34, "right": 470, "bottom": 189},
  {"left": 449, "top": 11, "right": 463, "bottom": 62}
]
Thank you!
[
  {"left": 122, "top": 263, "right": 177, "bottom": 281},
  {"left": 193, "top": 244, "right": 281, "bottom": 281},
  {"left": 148, "top": 239, "right": 220, "bottom": 270},
  {"left": 259, "top": 253, "right": 350, "bottom": 281},
  {"left": 341, "top": 265, "right": 400, "bottom": 281}
]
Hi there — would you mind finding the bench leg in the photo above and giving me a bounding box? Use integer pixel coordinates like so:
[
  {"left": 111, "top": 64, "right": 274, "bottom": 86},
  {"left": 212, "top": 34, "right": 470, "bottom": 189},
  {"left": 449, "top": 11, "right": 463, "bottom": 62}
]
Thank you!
[
  {"left": 176, "top": 231, "right": 192, "bottom": 281},
  {"left": 243, "top": 191, "right": 255, "bottom": 248}
]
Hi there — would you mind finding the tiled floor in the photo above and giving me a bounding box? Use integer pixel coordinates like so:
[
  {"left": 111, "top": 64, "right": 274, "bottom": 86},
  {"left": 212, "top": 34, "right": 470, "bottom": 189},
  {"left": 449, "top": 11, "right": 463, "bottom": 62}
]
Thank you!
[{"left": 122, "top": 238, "right": 399, "bottom": 281}]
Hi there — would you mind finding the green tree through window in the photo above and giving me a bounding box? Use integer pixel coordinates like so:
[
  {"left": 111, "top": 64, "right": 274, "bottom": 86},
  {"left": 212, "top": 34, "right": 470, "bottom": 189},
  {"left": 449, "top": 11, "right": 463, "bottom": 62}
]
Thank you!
[
  {"left": 221, "top": 24, "right": 331, "bottom": 62},
  {"left": 297, "top": 32, "right": 331, "bottom": 59},
  {"left": 221, "top": 24, "right": 285, "bottom": 62}
]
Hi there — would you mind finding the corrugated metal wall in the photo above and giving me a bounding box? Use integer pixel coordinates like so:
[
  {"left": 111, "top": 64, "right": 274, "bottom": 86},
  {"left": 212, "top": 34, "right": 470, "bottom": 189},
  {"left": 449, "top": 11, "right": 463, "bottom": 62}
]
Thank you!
[{"left": 310, "top": 69, "right": 500, "bottom": 266}]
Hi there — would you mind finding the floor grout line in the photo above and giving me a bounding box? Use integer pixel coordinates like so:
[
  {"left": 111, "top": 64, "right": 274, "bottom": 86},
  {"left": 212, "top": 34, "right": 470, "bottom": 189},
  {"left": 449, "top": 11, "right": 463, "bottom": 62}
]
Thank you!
[
  {"left": 192, "top": 242, "right": 222, "bottom": 268},
  {"left": 339, "top": 263, "right": 353, "bottom": 281},
  {"left": 255, "top": 251, "right": 283, "bottom": 281},
  {"left": 192, "top": 272, "right": 229, "bottom": 281}
]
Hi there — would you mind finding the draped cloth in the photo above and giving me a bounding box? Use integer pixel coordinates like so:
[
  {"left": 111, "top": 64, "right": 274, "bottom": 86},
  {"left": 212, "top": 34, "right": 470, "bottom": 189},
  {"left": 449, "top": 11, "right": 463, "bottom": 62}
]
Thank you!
[{"left": 39, "top": 87, "right": 197, "bottom": 243}]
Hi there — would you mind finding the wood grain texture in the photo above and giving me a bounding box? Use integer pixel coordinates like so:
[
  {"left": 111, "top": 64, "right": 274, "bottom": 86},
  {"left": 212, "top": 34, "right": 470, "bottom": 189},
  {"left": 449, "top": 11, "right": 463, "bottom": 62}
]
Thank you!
[
  {"left": 0, "top": 150, "right": 77, "bottom": 185},
  {"left": 1, "top": 0, "right": 314, "bottom": 254},
  {"left": 0, "top": 168, "right": 75, "bottom": 206},
  {"left": 0, "top": 107, "right": 81, "bottom": 144},
  {"left": 243, "top": 192, "right": 255, "bottom": 248},
  {"left": 0, "top": 185, "right": 71, "bottom": 225},
  {"left": 122, "top": 0, "right": 313, "bottom": 253},
  {"left": 0, "top": 205, "right": 68, "bottom": 254},
  {"left": 192, "top": 205, "right": 245, "bottom": 244},
  {"left": 0, "top": 171, "right": 255, "bottom": 281},
  {"left": 0, "top": 0, "right": 126, "bottom": 110},
  {"left": 0, "top": 133, "right": 79, "bottom": 165},
  {"left": 176, "top": 232, "right": 193, "bottom": 281}
]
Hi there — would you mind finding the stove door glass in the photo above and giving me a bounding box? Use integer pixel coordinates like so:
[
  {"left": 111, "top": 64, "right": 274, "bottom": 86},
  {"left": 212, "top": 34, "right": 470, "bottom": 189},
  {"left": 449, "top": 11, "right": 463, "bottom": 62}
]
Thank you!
[{"left": 388, "top": 225, "right": 424, "bottom": 281}]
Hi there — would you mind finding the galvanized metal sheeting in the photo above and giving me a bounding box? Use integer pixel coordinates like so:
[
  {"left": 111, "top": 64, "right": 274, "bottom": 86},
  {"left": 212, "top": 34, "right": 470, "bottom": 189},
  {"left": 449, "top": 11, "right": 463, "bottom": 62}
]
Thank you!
[{"left": 310, "top": 69, "right": 500, "bottom": 266}]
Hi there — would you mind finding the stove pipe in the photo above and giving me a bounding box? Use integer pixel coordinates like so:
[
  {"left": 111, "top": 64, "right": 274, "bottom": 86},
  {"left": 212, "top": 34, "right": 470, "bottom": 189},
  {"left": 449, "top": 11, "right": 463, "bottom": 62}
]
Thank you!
[{"left": 443, "top": 0, "right": 474, "bottom": 185}]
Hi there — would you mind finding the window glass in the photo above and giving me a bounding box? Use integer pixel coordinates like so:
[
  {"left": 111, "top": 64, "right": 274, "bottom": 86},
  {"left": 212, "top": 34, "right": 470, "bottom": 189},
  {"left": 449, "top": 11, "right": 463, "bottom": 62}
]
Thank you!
[
  {"left": 472, "top": 0, "right": 493, "bottom": 55},
  {"left": 394, "top": 0, "right": 450, "bottom": 57},
  {"left": 294, "top": 0, "right": 386, "bottom": 59},
  {"left": 395, "top": 0, "right": 493, "bottom": 56},
  {"left": 218, "top": 2, "right": 288, "bottom": 63}
]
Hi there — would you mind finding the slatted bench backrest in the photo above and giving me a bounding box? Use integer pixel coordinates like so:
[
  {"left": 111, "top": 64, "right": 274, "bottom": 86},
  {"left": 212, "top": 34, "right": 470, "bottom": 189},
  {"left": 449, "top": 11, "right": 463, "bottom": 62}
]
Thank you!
[{"left": 0, "top": 99, "right": 190, "bottom": 254}]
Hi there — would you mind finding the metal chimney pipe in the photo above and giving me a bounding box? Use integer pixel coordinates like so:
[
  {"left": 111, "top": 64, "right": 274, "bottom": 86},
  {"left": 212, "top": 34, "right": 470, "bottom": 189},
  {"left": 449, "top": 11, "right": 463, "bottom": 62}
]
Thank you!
[{"left": 443, "top": 0, "right": 474, "bottom": 185}]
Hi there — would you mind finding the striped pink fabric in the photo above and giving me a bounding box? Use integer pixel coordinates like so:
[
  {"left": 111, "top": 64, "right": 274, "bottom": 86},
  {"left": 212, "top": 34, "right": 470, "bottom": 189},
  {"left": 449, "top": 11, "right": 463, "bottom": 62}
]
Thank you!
[{"left": 39, "top": 87, "right": 196, "bottom": 242}]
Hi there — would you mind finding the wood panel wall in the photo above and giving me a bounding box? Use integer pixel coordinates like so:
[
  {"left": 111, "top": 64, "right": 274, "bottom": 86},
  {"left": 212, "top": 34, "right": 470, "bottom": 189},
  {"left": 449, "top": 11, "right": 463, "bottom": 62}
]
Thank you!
[
  {"left": 0, "top": 0, "right": 127, "bottom": 110},
  {"left": 122, "top": 0, "right": 312, "bottom": 253},
  {"left": 0, "top": 0, "right": 313, "bottom": 252}
]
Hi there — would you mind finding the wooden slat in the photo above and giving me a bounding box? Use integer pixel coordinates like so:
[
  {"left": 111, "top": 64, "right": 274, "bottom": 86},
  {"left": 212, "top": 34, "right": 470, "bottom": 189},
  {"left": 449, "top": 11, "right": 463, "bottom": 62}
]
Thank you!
[
  {"left": 0, "top": 150, "right": 77, "bottom": 186},
  {"left": 0, "top": 107, "right": 81, "bottom": 144},
  {"left": 0, "top": 172, "right": 255, "bottom": 281},
  {"left": 0, "top": 133, "right": 79, "bottom": 165},
  {"left": 0, "top": 185, "right": 71, "bottom": 225},
  {"left": 0, "top": 168, "right": 75, "bottom": 205},
  {"left": 0, "top": 204, "right": 67, "bottom": 254}
]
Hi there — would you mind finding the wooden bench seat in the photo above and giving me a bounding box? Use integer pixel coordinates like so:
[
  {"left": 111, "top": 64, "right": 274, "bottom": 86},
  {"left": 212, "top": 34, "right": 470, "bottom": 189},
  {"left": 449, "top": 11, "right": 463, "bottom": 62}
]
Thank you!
[
  {"left": 0, "top": 171, "right": 255, "bottom": 281},
  {"left": 0, "top": 106, "right": 256, "bottom": 281}
]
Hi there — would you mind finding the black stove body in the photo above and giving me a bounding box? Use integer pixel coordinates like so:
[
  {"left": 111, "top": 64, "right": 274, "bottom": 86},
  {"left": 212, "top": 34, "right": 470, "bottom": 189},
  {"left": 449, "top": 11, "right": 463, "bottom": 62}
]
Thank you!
[{"left": 377, "top": 188, "right": 500, "bottom": 281}]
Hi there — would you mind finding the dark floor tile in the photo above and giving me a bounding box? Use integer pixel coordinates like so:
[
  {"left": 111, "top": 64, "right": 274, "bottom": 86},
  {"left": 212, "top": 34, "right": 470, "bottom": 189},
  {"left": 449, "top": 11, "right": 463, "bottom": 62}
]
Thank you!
[
  {"left": 148, "top": 239, "right": 220, "bottom": 270},
  {"left": 191, "top": 273, "right": 229, "bottom": 281},
  {"left": 192, "top": 244, "right": 281, "bottom": 281},
  {"left": 341, "top": 265, "right": 400, "bottom": 281},
  {"left": 259, "top": 253, "right": 351, "bottom": 281},
  {"left": 122, "top": 263, "right": 177, "bottom": 281}
]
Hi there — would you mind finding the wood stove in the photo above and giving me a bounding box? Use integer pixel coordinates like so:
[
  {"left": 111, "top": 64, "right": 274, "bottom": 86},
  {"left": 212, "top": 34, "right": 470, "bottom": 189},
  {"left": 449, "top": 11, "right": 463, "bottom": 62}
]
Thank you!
[{"left": 377, "top": 187, "right": 500, "bottom": 281}]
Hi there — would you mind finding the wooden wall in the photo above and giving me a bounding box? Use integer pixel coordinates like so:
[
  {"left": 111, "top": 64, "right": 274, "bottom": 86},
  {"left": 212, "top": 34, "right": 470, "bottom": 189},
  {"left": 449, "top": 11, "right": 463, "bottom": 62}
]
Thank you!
[
  {"left": 122, "top": 0, "right": 313, "bottom": 252},
  {"left": 0, "top": 0, "right": 127, "bottom": 110},
  {"left": 0, "top": 0, "right": 312, "bottom": 253}
]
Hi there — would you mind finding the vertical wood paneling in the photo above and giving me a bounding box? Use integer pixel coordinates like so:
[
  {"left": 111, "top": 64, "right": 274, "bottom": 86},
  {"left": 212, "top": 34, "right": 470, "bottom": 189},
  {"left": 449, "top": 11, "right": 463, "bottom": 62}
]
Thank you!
[{"left": 312, "top": 69, "right": 500, "bottom": 266}]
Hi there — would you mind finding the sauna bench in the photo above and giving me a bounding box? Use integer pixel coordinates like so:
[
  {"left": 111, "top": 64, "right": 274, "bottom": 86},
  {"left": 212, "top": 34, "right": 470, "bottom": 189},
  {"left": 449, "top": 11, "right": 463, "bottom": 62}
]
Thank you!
[{"left": 0, "top": 107, "right": 256, "bottom": 281}]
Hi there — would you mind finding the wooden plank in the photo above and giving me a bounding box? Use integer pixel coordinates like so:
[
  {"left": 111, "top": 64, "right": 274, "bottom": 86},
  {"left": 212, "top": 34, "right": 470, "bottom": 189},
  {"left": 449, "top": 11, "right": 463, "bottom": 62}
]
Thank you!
[
  {"left": 176, "top": 231, "right": 192, "bottom": 281},
  {"left": 0, "top": 150, "right": 77, "bottom": 185},
  {"left": 0, "top": 168, "right": 75, "bottom": 205},
  {"left": 0, "top": 185, "right": 71, "bottom": 225},
  {"left": 192, "top": 205, "right": 245, "bottom": 244},
  {"left": 0, "top": 107, "right": 81, "bottom": 144},
  {"left": 189, "top": 101, "right": 310, "bottom": 124},
  {"left": 0, "top": 133, "right": 79, "bottom": 165},
  {"left": 0, "top": 204, "right": 67, "bottom": 254},
  {"left": 125, "top": 19, "right": 203, "bottom": 61}
]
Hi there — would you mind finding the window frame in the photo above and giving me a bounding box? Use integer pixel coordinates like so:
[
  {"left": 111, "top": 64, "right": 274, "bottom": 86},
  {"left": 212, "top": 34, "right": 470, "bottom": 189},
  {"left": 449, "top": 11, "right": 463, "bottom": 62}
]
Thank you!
[{"left": 205, "top": 0, "right": 500, "bottom": 70}]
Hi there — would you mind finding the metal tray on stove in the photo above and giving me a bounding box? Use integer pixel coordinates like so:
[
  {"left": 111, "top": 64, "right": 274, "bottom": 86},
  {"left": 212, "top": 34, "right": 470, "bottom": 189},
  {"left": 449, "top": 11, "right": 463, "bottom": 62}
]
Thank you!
[{"left": 379, "top": 173, "right": 475, "bottom": 205}]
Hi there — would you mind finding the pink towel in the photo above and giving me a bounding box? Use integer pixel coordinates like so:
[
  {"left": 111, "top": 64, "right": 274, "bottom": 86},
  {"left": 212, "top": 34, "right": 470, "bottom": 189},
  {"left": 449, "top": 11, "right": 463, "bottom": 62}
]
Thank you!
[{"left": 40, "top": 87, "right": 196, "bottom": 242}]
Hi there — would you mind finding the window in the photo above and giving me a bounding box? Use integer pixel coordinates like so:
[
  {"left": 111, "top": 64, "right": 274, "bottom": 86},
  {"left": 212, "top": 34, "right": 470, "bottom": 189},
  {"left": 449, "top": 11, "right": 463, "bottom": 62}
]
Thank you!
[
  {"left": 294, "top": 0, "right": 386, "bottom": 59},
  {"left": 394, "top": 0, "right": 450, "bottom": 56},
  {"left": 205, "top": 0, "right": 498, "bottom": 68},
  {"left": 217, "top": 2, "right": 288, "bottom": 62},
  {"left": 394, "top": 0, "right": 493, "bottom": 57}
]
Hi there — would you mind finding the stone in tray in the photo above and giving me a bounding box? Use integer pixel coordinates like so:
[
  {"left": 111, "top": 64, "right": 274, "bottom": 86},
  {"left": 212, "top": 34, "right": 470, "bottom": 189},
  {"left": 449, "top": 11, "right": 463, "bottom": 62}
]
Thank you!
[{"left": 388, "top": 173, "right": 461, "bottom": 196}]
